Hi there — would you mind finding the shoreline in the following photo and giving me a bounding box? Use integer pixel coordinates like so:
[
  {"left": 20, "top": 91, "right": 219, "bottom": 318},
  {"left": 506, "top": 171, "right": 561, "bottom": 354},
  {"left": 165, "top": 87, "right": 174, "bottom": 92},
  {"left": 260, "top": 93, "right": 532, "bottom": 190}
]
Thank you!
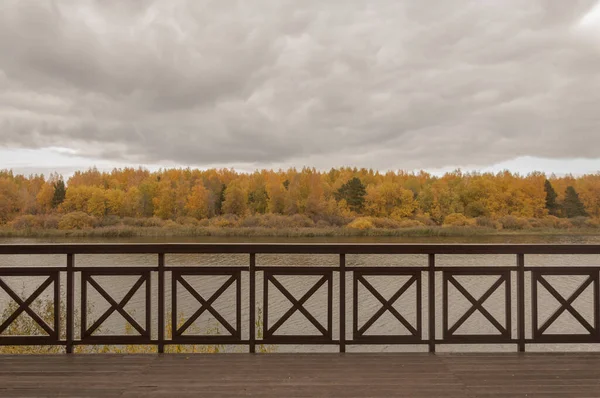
[{"left": 2, "top": 225, "right": 600, "bottom": 239}]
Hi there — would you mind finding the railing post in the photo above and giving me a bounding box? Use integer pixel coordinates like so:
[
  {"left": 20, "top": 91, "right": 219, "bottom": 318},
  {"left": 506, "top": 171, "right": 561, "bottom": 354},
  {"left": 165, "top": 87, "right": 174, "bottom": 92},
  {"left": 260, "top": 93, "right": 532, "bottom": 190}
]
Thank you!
[
  {"left": 66, "top": 253, "right": 74, "bottom": 354},
  {"left": 339, "top": 253, "right": 346, "bottom": 353},
  {"left": 158, "top": 253, "right": 165, "bottom": 353},
  {"left": 517, "top": 253, "right": 525, "bottom": 352},
  {"left": 428, "top": 253, "right": 435, "bottom": 353},
  {"left": 249, "top": 253, "right": 256, "bottom": 353}
]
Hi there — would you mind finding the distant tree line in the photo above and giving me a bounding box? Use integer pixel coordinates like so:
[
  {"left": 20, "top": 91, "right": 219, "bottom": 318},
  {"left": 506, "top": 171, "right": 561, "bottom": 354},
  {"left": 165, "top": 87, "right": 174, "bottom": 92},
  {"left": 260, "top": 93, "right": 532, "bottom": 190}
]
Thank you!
[{"left": 0, "top": 167, "right": 599, "bottom": 229}]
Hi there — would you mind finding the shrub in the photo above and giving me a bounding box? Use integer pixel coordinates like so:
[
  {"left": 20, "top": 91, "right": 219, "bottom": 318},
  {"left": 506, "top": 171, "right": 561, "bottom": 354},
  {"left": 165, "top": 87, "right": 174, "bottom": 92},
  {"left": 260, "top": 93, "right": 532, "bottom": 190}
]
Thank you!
[
  {"left": 237, "top": 214, "right": 316, "bottom": 229},
  {"left": 569, "top": 216, "right": 590, "bottom": 228},
  {"left": 210, "top": 215, "right": 239, "bottom": 228},
  {"left": 121, "top": 217, "right": 165, "bottom": 227},
  {"left": 239, "top": 215, "right": 262, "bottom": 228},
  {"left": 585, "top": 218, "right": 600, "bottom": 229},
  {"left": 43, "top": 215, "right": 61, "bottom": 229},
  {"left": 10, "top": 215, "right": 43, "bottom": 230},
  {"left": 176, "top": 216, "right": 199, "bottom": 226},
  {"left": 163, "top": 220, "right": 180, "bottom": 229},
  {"left": 556, "top": 218, "right": 573, "bottom": 229},
  {"left": 475, "top": 216, "right": 499, "bottom": 229},
  {"left": 143, "top": 217, "right": 166, "bottom": 227},
  {"left": 498, "top": 215, "right": 530, "bottom": 230},
  {"left": 538, "top": 216, "right": 559, "bottom": 228},
  {"left": 397, "top": 219, "right": 424, "bottom": 228},
  {"left": 315, "top": 219, "right": 331, "bottom": 228},
  {"left": 527, "top": 218, "right": 545, "bottom": 228},
  {"left": 121, "top": 217, "right": 138, "bottom": 226},
  {"left": 197, "top": 218, "right": 210, "bottom": 227},
  {"left": 541, "top": 216, "right": 572, "bottom": 229},
  {"left": 311, "top": 211, "right": 351, "bottom": 227},
  {"left": 369, "top": 217, "right": 401, "bottom": 229},
  {"left": 347, "top": 217, "right": 374, "bottom": 230},
  {"left": 290, "top": 214, "right": 315, "bottom": 228},
  {"left": 414, "top": 214, "right": 437, "bottom": 227},
  {"left": 58, "top": 212, "right": 95, "bottom": 230},
  {"left": 443, "top": 213, "right": 472, "bottom": 227},
  {"left": 98, "top": 215, "right": 121, "bottom": 227}
]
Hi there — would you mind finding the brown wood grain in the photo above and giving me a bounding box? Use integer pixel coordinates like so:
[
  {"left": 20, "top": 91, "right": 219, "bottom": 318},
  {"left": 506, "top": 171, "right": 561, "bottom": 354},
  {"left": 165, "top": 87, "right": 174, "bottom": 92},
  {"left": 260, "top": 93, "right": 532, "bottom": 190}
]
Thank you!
[{"left": 1, "top": 354, "right": 600, "bottom": 397}]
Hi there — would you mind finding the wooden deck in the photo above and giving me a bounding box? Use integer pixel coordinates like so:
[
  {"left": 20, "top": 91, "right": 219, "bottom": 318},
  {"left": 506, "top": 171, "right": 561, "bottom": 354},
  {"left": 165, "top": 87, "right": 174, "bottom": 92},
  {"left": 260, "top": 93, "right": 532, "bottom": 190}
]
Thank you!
[{"left": 1, "top": 354, "right": 600, "bottom": 397}]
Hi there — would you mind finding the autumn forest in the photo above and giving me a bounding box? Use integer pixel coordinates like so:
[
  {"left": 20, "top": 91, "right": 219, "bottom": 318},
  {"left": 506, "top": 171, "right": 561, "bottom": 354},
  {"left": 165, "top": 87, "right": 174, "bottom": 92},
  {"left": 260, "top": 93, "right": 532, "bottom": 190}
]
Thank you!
[{"left": 1, "top": 167, "right": 599, "bottom": 235}]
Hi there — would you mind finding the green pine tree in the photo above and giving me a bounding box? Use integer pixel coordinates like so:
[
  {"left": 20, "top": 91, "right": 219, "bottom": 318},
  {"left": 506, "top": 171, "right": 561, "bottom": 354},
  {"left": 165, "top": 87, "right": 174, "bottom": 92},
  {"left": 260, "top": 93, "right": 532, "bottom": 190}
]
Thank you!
[
  {"left": 215, "top": 183, "right": 226, "bottom": 215},
  {"left": 563, "top": 186, "right": 588, "bottom": 218},
  {"left": 334, "top": 177, "right": 366, "bottom": 212},
  {"left": 51, "top": 180, "right": 66, "bottom": 209},
  {"left": 544, "top": 179, "right": 560, "bottom": 216}
]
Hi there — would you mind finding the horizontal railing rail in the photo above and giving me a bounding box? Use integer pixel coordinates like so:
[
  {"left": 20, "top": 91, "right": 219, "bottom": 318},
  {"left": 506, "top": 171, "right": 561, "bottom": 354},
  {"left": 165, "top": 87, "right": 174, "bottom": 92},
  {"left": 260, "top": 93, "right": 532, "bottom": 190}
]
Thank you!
[{"left": 0, "top": 243, "right": 599, "bottom": 353}]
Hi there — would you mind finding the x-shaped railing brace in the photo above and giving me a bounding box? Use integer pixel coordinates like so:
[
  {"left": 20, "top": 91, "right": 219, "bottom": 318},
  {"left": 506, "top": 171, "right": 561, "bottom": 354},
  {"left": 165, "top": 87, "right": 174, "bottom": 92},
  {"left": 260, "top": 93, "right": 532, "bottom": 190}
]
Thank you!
[
  {"left": 536, "top": 275, "right": 595, "bottom": 336},
  {"left": 175, "top": 275, "right": 237, "bottom": 337},
  {"left": 265, "top": 274, "right": 328, "bottom": 338},
  {"left": 0, "top": 276, "right": 56, "bottom": 336},
  {"left": 357, "top": 275, "right": 418, "bottom": 337},
  {"left": 84, "top": 275, "right": 147, "bottom": 337},
  {"left": 447, "top": 275, "right": 508, "bottom": 336}
]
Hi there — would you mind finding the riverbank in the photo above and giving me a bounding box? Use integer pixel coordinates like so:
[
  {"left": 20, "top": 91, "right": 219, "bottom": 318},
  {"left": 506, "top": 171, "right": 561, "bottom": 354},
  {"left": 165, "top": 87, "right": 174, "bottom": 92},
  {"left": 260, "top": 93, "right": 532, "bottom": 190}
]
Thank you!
[{"left": 2, "top": 224, "right": 600, "bottom": 239}]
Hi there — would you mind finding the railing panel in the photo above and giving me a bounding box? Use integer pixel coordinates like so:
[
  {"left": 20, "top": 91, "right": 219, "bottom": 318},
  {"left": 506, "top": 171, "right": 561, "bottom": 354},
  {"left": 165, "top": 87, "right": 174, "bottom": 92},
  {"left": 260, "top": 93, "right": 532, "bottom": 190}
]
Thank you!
[
  {"left": 262, "top": 268, "right": 333, "bottom": 344},
  {"left": 0, "top": 244, "right": 600, "bottom": 353},
  {"left": 171, "top": 268, "right": 242, "bottom": 344},
  {"left": 0, "top": 270, "right": 60, "bottom": 345},
  {"left": 352, "top": 269, "right": 422, "bottom": 344},
  {"left": 531, "top": 268, "right": 600, "bottom": 343},
  {"left": 80, "top": 268, "right": 152, "bottom": 345},
  {"left": 442, "top": 268, "right": 512, "bottom": 343}
]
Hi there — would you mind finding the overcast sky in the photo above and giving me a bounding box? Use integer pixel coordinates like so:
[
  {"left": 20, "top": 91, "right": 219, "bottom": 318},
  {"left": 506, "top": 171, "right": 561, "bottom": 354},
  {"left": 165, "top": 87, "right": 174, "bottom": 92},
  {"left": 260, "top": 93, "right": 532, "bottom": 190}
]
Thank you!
[{"left": 1, "top": 0, "right": 600, "bottom": 177}]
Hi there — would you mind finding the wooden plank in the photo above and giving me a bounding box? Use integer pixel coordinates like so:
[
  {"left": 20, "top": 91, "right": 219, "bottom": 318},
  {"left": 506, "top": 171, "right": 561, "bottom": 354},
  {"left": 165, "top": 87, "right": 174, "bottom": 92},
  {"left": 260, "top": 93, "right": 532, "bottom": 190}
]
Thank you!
[{"left": 1, "top": 354, "right": 600, "bottom": 397}]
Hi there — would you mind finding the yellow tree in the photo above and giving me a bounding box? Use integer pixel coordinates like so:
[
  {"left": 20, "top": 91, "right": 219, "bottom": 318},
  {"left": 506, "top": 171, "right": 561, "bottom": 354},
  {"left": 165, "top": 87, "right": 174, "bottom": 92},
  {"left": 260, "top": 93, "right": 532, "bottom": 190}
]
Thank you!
[
  {"left": 87, "top": 188, "right": 107, "bottom": 218},
  {"left": 222, "top": 181, "right": 247, "bottom": 217},
  {"left": 365, "top": 182, "right": 417, "bottom": 220},
  {"left": 105, "top": 189, "right": 125, "bottom": 216},
  {"left": 186, "top": 184, "right": 211, "bottom": 219},
  {"left": 36, "top": 183, "right": 55, "bottom": 213},
  {"left": 0, "top": 177, "right": 19, "bottom": 223},
  {"left": 122, "top": 187, "right": 142, "bottom": 218},
  {"left": 305, "top": 172, "right": 325, "bottom": 216},
  {"left": 153, "top": 179, "right": 176, "bottom": 220},
  {"left": 577, "top": 174, "right": 600, "bottom": 218},
  {"left": 61, "top": 186, "right": 95, "bottom": 213},
  {"left": 247, "top": 172, "right": 269, "bottom": 215},
  {"left": 266, "top": 174, "right": 285, "bottom": 214}
]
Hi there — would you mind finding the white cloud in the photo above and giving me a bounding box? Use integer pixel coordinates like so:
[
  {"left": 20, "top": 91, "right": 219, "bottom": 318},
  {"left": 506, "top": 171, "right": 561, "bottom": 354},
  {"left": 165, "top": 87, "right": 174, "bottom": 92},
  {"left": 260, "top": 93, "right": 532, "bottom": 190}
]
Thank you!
[{"left": 0, "top": 0, "right": 599, "bottom": 172}]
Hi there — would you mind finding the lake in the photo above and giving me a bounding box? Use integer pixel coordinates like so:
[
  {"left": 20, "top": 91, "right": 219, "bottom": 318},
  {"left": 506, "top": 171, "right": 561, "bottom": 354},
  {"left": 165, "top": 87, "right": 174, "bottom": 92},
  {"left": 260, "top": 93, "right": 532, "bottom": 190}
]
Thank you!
[{"left": 2, "top": 234, "right": 600, "bottom": 352}]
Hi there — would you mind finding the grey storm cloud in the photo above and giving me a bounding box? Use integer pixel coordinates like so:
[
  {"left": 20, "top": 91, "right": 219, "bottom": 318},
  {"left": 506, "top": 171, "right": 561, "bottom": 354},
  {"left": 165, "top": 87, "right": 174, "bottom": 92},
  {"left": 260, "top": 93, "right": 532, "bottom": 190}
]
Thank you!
[{"left": 1, "top": 0, "right": 600, "bottom": 170}]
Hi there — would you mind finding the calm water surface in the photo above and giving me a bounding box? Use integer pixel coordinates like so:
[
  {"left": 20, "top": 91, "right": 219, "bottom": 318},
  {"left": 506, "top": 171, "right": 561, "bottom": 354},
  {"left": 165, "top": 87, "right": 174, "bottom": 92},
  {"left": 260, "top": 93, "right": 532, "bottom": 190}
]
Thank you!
[{"left": 2, "top": 234, "right": 600, "bottom": 352}]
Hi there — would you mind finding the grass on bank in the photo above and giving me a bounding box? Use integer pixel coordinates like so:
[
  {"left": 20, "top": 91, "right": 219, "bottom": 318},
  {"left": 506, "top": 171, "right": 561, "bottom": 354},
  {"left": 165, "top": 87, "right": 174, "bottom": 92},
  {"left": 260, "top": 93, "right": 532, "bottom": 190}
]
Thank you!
[{"left": 2, "top": 212, "right": 600, "bottom": 238}]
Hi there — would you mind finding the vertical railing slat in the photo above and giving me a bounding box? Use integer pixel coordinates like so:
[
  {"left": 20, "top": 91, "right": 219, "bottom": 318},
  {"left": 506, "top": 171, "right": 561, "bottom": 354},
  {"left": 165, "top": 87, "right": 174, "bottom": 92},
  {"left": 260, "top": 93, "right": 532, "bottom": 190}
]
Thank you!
[
  {"left": 339, "top": 253, "right": 346, "bottom": 353},
  {"left": 81, "top": 271, "right": 87, "bottom": 339},
  {"left": 145, "top": 270, "right": 152, "bottom": 340},
  {"left": 171, "top": 269, "right": 177, "bottom": 339},
  {"left": 66, "top": 253, "right": 74, "bottom": 354},
  {"left": 158, "top": 253, "right": 165, "bottom": 353},
  {"left": 517, "top": 253, "right": 525, "bottom": 352},
  {"left": 53, "top": 271, "right": 60, "bottom": 340},
  {"left": 249, "top": 253, "right": 256, "bottom": 353},
  {"left": 428, "top": 253, "right": 435, "bottom": 353}
]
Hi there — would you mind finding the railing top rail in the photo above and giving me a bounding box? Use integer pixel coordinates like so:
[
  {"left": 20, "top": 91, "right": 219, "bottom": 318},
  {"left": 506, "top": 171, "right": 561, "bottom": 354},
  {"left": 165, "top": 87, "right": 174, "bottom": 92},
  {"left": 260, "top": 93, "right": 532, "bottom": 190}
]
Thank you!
[{"left": 1, "top": 243, "right": 600, "bottom": 255}]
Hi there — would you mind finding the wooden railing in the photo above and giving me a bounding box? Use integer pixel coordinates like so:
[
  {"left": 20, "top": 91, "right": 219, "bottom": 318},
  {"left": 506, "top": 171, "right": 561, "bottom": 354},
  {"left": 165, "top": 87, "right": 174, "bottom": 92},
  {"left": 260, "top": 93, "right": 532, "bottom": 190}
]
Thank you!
[{"left": 1, "top": 243, "right": 600, "bottom": 353}]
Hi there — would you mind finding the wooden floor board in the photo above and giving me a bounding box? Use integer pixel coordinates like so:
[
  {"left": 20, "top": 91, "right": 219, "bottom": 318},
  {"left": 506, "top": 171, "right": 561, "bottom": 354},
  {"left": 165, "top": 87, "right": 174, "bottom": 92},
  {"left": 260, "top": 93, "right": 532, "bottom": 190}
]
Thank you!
[{"left": 1, "top": 353, "right": 599, "bottom": 397}]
